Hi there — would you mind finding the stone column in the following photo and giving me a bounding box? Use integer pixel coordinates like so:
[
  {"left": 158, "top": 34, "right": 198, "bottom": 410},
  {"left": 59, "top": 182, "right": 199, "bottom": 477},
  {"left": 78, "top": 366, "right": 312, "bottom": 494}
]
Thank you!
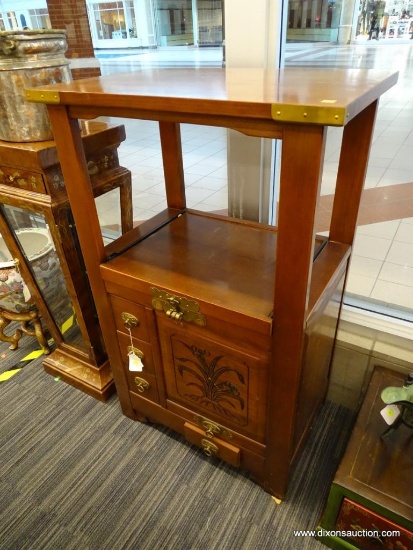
[
  {"left": 338, "top": 0, "right": 357, "bottom": 43},
  {"left": 225, "top": 0, "right": 285, "bottom": 224},
  {"left": 46, "top": 0, "right": 101, "bottom": 79}
]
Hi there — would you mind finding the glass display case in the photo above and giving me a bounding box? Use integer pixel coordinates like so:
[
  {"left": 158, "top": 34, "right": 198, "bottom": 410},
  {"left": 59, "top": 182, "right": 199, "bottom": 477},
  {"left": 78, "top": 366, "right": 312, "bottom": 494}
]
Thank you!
[{"left": 0, "top": 121, "right": 132, "bottom": 400}]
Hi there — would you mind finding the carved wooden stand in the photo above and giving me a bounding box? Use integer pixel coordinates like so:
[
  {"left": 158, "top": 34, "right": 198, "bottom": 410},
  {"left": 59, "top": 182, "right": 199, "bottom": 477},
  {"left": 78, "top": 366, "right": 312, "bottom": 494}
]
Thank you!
[{"left": 0, "top": 306, "right": 50, "bottom": 353}]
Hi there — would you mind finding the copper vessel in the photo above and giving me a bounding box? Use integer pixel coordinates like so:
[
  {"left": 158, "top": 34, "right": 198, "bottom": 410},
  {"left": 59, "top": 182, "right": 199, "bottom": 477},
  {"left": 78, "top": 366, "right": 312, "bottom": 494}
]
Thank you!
[{"left": 0, "top": 29, "right": 72, "bottom": 142}]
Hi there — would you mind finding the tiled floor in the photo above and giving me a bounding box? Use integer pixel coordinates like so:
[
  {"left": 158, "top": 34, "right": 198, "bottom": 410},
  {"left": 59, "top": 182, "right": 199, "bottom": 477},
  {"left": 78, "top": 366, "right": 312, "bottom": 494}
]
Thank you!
[{"left": 95, "top": 42, "right": 413, "bottom": 319}]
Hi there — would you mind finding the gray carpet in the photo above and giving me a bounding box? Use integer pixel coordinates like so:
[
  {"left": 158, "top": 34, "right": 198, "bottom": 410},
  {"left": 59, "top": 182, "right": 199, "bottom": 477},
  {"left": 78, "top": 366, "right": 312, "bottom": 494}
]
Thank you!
[{"left": 0, "top": 333, "right": 355, "bottom": 550}]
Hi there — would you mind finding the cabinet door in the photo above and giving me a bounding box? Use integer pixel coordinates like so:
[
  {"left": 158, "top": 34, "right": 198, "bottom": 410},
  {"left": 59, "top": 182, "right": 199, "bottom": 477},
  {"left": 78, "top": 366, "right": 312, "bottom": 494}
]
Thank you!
[{"left": 156, "top": 317, "right": 269, "bottom": 443}]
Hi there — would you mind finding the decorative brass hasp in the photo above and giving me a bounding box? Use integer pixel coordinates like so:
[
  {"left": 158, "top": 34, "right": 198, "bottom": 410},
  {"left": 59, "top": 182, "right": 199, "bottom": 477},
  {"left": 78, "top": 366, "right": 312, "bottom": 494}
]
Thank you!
[{"left": 151, "top": 287, "right": 206, "bottom": 326}]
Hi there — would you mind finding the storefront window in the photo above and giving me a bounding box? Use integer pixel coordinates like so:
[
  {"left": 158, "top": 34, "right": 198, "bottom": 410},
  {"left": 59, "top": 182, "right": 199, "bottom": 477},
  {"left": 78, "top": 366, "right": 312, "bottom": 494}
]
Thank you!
[
  {"left": 28, "top": 9, "right": 51, "bottom": 30},
  {"left": 153, "top": 0, "right": 194, "bottom": 46},
  {"left": 287, "top": 0, "right": 342, "bottom": 40},
  {"left": 6, "top": 12, "right": 18, "bottom": 29},
  {"left": 125, "top": 0, "right": 137, "bottom": 38},
  {"left": 0, "top": 8, "right": 50, "bottom": 31},
  {"left": 91, "top": 1, "right": 129, "bottom": 40},
  {"left": 198, "top": 0, "right": 222, "bottom": 46}
]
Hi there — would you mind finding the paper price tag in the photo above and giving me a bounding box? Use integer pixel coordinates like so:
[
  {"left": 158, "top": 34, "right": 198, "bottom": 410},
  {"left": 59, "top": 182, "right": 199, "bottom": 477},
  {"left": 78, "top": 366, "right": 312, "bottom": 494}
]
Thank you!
[
  {"left": 128, "top": 353, "right": 143, "bottom": 372},
  {"left": 126, "top": 325, "right": 143, "bottom": 372},
  {"left": 22, "top": 281, "right": 31, "bottom": 302},
  {"left": 380, "top": 404, "right": 401, "bottom": 425}
]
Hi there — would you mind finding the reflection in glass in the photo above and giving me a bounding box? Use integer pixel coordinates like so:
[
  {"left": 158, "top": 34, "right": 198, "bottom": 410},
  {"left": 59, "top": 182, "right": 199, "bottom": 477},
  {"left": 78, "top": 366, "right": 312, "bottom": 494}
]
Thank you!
[
  {"left": 0, "top": 205, "right": 87, "bottom": 352},
  {"left": 95, "top": 187, "right": 123, "bottom": 244}
]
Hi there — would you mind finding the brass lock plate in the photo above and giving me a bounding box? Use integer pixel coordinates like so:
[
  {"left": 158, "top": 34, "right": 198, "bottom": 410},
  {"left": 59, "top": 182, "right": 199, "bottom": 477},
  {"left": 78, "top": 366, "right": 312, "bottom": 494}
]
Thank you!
[{"left": 151, "top": 287, "right": 206, "bottom": 326}]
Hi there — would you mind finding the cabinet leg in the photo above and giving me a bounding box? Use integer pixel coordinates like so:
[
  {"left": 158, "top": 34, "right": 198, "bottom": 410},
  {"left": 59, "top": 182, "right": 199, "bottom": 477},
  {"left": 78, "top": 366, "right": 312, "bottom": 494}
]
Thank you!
[{"left": 135, "top": 412, "right": 149, "bottom": 423}]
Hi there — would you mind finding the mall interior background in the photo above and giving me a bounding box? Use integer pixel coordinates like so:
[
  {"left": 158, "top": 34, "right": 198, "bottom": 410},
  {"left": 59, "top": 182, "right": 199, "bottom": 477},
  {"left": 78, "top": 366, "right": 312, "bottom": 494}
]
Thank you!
[
  {"left": 1, "top": 0, "right": 413, "bottom": 408},
  {"left": 0, "top": 0, "right": 412, "bottom": 47}
]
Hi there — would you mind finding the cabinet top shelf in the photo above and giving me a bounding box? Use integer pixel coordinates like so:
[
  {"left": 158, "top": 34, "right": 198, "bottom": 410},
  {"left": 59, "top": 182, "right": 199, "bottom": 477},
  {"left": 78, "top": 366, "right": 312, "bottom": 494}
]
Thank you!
[{"left": 27, "top": 67, "right": 398, "bottom": 127}]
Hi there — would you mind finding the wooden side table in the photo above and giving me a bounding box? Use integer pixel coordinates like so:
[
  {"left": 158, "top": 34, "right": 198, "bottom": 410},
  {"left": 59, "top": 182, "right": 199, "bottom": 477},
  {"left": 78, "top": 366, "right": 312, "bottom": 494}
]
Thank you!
[
  {"left": 318, "top": 366, "right": 413, "bottom": 549},
  {"left": 27, "top": 68, "right": 398, "bottom": 498},
  {"left": 0, "top": 121, "right": 132, "bottom": 400}
]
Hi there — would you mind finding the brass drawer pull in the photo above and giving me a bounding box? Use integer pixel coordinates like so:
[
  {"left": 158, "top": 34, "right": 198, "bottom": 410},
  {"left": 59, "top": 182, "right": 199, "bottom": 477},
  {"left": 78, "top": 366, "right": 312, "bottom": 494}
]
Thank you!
[
  {"left": 201, "top": 439, "right": 219, "bottom": 457},
  {"left": 134, "top": 376, "right": 150, "bottom": 393},
  {"left": 203, "top": 420, "right": 221, "bottom": 438},
  {"left": 194, "top": 415, "right": 233, "bottom": 440},
  {"left": 121, "top": 312, "right": 140, "bottom": 329},
  {"left": 127, "top": 346, "right": 144, "bottom": 359}
]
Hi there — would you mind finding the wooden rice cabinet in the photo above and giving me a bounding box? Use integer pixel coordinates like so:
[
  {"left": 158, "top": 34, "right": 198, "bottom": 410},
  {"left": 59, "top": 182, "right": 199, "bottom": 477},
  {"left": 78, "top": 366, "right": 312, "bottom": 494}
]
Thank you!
[{"left": 27, "top": 67, "right": 398, "bottom": 499}]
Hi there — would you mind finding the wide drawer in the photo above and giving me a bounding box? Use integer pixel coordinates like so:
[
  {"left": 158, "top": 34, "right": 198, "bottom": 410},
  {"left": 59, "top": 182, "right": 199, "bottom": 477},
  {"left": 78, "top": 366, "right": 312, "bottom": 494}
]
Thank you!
[
  {"left": 109, "top": 294, "right": 150, "bottom": 342},
  {"left": 336, "top": 498, "right": 413, "bottom": 550},
  {"left": 184, "top": 422, "right": 240, "bottom": 467},
  {"left": 167, "top": 400, "right": 266, "bottom": 457},
  {"left": 128, "top": 391, "right": 266, "bottom": 479}
]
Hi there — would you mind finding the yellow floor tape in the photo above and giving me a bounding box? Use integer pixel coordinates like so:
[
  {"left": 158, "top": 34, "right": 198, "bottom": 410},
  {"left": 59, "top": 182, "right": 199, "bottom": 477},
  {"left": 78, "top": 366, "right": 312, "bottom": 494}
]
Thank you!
[
  {"left": 21, "top": 349, "right": 45, "bottom": 361},
  {"left": 61, "top": 315, "right": 74, "bottom": 335},
  {"left": 0, "top": 314, "right": 74, "bottom": 383},
  {"left": 0, "top": 369, "right": 21, "bottom": 382}
]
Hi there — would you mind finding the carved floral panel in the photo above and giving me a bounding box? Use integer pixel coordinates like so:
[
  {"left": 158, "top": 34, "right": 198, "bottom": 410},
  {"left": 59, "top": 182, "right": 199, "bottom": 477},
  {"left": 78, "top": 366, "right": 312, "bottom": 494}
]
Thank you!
[{"left": 170, "top": 334, "right": 250, "bottom": 426}]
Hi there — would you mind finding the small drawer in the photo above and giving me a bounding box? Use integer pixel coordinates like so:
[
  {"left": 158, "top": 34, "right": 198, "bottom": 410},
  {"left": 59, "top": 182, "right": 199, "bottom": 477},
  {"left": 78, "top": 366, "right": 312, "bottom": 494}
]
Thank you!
[
  {"left": 184, "top": 422, "right": 241, "bottom": 467},
  {"left": 109, "top": 295, "right": 150, "bottom": 342},
  {"left": 118, "top": 332, "right": 155, "bottom": 375},
  {"left": 0, "top": 166, "right": 46, "bottom": 193},
  {"left": 129, "top": 372, "right": 160, "bottom": 404},
  {"left": 336, "top": 498, "right": 413, "bottom": 549}
]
